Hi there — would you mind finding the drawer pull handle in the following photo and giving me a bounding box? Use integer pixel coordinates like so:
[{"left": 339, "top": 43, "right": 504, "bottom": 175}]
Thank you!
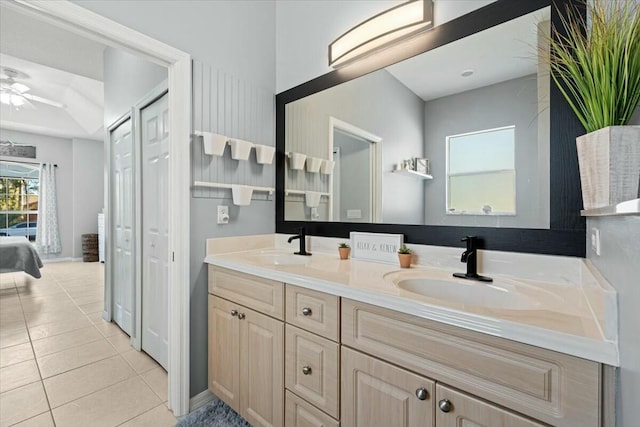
[
  {"left": 301, "top": 307, "right": 312, "bottom": 316},
  {"left": 302, "top": 366, "right": 312, "bottom": 375},
  {"left": 415, "top": 388, "right": 428, "bottom": 401},
  {"left": 237, "top": 313, "right": 246, "bottom": 320},
  {"left": 438, "top": 399, "right": 452, "bottom": 413},
  {"left": 230, "top": 310, "right": 238, "bottom": 317}
]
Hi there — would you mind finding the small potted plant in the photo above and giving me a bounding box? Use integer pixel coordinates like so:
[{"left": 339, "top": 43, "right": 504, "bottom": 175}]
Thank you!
[
  {"left": 398, "top": 245, "right": 413, "bottom": 268},
  {"left": 338, "top": 242, "right": 350, "bottom": 260}
]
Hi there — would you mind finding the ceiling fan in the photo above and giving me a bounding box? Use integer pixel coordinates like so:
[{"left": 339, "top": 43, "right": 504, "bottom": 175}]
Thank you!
[{"left": 0, "top": 67, "right": 65, "bottom": 109}]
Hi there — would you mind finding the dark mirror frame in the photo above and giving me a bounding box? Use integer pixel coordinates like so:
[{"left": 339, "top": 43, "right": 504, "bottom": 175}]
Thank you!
[{"left": 276, "top": 0, "right": 587, "bottom": 257}]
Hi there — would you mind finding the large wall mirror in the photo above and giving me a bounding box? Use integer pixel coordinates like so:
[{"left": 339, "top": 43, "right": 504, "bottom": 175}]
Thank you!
[{"left": 276, "top": 0, "right": 586, "bottom": 257}]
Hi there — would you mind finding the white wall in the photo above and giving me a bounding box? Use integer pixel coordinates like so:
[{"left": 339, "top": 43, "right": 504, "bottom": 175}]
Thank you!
[
  {"left": 72, "top": 0, "right": 276, "bottom": 397},
  {"left": 72, "top": 139, "right": 104, "bottom": 258},
  {"left": 0, "top": 128, "right": 103, "bottom": 260},
  {"left": 275, "top": 0, "right": 496, "bottom": 92},
  {"left": 103, "top": 48, "right": 167, "bottom": 127},
  {"left": 587, "top": 217, "right": 640, "bottom": 427}
]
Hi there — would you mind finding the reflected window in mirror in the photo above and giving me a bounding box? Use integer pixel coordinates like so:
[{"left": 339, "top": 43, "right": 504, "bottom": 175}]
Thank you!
[{"left": 446, "top": 126, "right": 516, "bottom": 216}]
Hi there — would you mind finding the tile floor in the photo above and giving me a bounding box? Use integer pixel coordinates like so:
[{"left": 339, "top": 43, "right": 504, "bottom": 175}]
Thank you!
[{"left": 0, "top": 262, "right": 176, "bottom": 427}]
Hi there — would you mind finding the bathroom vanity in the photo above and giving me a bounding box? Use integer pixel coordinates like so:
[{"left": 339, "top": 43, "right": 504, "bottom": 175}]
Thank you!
[{"left": 205, "top": 236, "right": 617, "bottom": 427}]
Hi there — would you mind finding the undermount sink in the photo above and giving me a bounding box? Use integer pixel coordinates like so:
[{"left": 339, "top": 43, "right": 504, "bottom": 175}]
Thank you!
[
  {"left": 386, "top": 273, "right": 554, "bottom": 310},
  {"left": 249, "top": 253, "right": 311, "bottom": 266}
]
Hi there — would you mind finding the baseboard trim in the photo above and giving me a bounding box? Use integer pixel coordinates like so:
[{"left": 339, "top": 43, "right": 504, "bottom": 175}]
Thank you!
[
  {"left": 189, "top": 389, "right": 215, "bottom": 412},
  {"left": 41, "top": 257, "right": 74, "bottom": 264}
]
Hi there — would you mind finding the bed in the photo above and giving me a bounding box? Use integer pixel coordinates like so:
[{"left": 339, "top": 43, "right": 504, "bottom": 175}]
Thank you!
[{"left": 0, "top": 236, "right": 44, "bottom": 278}]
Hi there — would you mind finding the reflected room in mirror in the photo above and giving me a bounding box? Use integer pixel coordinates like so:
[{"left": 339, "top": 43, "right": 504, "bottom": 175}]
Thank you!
[{"left": 284, "top": 7, "right": 551, "bottom": 229}]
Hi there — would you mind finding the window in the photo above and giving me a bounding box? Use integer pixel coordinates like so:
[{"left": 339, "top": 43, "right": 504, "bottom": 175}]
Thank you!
[
  {"left": 0, "top": 162, "right": 39, "bottom": 240},
  {"left": 446, "top": 126, "right": 516, "bottom": 215}
]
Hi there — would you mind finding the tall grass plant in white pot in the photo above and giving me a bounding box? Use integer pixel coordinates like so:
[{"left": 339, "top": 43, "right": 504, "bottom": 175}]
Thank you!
[{"left": 548, "top": 0, "right": 640, "bottom": 209}]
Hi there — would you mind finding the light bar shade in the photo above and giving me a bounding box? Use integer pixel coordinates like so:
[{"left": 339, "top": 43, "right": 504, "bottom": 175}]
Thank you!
[{"left": 329, "top": 0, "right": 433, "bottom": 68}]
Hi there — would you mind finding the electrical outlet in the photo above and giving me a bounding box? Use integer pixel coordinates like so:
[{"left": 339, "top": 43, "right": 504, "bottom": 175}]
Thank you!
[
  {"left": 217, "top": 205, "right": 229, "bottom": 224},
  {"left": 591, "top": 227, "right": 601, "bottom": 256}
]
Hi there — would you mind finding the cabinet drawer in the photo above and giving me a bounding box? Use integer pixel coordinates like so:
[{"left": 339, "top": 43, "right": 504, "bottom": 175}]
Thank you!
[
  {"left": 286, "top": 325, "right": 339, "bottom": 418},
  {"left": 285, "top": 391, "right": 339, "bottom": 427},
  {"left": 286, "top": 285, "right": 339, "bottom": 341},
  {"left": 341, "top": 299, "right": 600, "bottom": 427},
  {"left": 209, "top": 266, "right": 284, "bottom": 320}
]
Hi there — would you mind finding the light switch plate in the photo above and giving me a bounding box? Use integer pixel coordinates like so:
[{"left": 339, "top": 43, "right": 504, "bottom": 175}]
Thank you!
[{"left": 591, "top": 227, "right": 600, "bottom": 256}]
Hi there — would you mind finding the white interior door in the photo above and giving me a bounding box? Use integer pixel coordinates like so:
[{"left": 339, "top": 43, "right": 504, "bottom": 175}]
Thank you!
[
  {"left": 141, "top": 93, "right": 169, "bottom": 369},
  {"left": 110, "top": 117, "right": 134, "bottom": 336}
]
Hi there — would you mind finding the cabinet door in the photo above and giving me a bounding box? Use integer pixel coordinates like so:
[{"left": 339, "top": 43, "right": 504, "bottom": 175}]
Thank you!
[
  {"left": 341, "top": 347, "right": 434, "bottom": 427},
  {"left": 240, "top": 306, "right": 284, "bottom": 427},
  {"left": 208, "top": 295, "right": 240, "bottom": 412},
  {"left": 435, "top": 384, "right": 546, "bottom": 427}
]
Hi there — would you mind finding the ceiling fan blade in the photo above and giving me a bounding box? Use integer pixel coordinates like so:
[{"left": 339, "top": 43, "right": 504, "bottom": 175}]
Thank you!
[{"left": 22, "top": 93, "right": 65, "bottom": 108}]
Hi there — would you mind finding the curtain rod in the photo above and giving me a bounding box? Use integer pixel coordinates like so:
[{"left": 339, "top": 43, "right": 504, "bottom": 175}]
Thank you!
[{"left": 0, "top": 159, "right": 58, "bottom": 167}]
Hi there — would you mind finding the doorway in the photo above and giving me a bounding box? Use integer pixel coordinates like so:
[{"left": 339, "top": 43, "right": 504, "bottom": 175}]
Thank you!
[
  {"left": 328, "top": 117, "right": 382, "bottom": 223},
  {"left": 6, "top": 1, "right": 192, "bottom": 415}
]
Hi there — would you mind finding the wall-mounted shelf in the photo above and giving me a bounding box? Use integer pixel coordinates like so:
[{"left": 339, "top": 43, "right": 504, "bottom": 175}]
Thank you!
[
  {"left": 392, "top": 169, "right": 433, "bottom": 180},
  {"left": 285, "top": 189, "right": 330, "bottom": 197},
  {"left": 581, "top": 198, "right": 640, "bottom": 217},
  {"left": 194, "top": 181, "right": 274, "bottom": 194}
]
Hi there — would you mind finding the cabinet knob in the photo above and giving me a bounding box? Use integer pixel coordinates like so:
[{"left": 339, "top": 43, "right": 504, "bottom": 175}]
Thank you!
[
  {"left": 302, "top": 366, "right": 312, "bottom": 375},
  {"left": 438, "top": 399, "right": 452, "bottom": 413},
  {"left": 237, "top": 313, "right": 246, "bottom": 320},
  {"left": 415, "top": 387, "right": 429, "bottom": 401},
  {"left": 230, "top": 310, "right": 238, "bottom": 317},
  {"left": 301, "top": 307, "right": 312, "bottom": 316}
]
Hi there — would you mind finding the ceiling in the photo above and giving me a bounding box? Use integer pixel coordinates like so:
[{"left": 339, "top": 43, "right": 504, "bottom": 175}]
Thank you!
[
  {"left": 0, "top": 5, "right": 106, "bottom": 141},
  {"left": 387, "top": 7, "right": 550, "bottom": 101}
]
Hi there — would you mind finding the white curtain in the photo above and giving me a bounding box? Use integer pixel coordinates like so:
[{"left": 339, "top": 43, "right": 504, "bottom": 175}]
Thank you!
[{"left": 35, "top": 164, "right": 61, "bottom": 254}]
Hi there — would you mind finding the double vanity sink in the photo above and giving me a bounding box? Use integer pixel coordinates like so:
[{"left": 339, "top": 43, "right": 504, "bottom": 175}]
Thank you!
[
  {"left": 247, "top": 250, "right": 553, "bottom": 311},
  {"left": 205, "top": 239, "right": 618, "bottom": 427},
  {"left": 205, "top": 244, "right": 618, "bottom": 365}
]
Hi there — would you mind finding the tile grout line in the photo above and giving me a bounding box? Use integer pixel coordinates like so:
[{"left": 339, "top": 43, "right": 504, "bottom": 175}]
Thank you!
[{"left": 14, "top": 274, "right": 56, "bottom": 427}]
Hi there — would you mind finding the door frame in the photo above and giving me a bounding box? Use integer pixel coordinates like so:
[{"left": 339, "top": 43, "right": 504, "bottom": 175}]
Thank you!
[
  {"left": 132, "top": 82, "right": 169, "bottom": 352},
  {"left": 7, "top": 0, "right": 192, "bottom": 415},
  {"left": 328, "top": 117, "right": 383, "bottom": 222}
]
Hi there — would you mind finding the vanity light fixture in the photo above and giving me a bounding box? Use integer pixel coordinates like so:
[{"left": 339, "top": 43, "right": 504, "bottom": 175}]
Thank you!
[{"left": 328, "top": 0, "right": 434, "bottom": 68}]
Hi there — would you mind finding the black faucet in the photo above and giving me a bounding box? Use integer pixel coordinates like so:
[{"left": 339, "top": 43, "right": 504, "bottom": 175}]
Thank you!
[
  {"left": 453, "top": 236, "right": 492, "bottom": 282},
  {"left": 288, "top": 227, "right": 311, "bottom": 256}
]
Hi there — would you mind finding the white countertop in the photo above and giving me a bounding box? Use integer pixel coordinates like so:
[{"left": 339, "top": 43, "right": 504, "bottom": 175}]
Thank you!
[{"left": 204, "top": 244, "right": 619, "bottom": 366}]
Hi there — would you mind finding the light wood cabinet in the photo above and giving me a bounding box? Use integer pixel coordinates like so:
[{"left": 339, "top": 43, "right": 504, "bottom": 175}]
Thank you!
[
  {"left": 209, "top": 268, "right": 607, "bottom": 427},
  {"left": 341, "top": 346, "right": 435, "bottom": 427},
  {"left": 341, "top": 298, "right": 600, "bottom": 427},
  {"left": 208, "top": 295, "right": 284, "bottom": 427},
  {"left": 208, "top": 295, "right": 240, "bottom": 412},
  {"left": 286, "top": 391, "right": 340, "bottom": 427},
  {"left": 435, "top": 384, "right": 546, "bottom": 427},
  {"left": 285, "top": 324, "right": 340, "bottom": 417}
]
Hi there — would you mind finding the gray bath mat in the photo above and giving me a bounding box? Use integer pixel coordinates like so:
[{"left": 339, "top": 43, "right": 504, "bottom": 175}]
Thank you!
[{"left": 176, "top": 397, "right": 252, "bottom": 427}]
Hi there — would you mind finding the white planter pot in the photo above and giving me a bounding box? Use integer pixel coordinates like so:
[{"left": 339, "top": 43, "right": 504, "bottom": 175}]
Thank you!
[
  {"left": 576, "top": 126, "right": 640, "bottom": 209},
  {"left": 254, "top": 144, "right": 275, "bottom": 164},
  {"left": 231, "top": 185, "right": 254, "bottom": 206},
  {"left": 306, "top": 157, "right": 323, "bottom": 173},
  {"left": 229, "top": 139, "right": 253, "bottom": 160},
  {"left": 320, "top": 160, "right": 335, "bottom": 175},
  {"left": 289, "top": 152, "right": 307, "bottom": 170},
  {"left": 201, "top": 132, "right": 227, "bottom": 156},
  {"left": 305, "top": 191, "right": 322, "bottom": 208}
]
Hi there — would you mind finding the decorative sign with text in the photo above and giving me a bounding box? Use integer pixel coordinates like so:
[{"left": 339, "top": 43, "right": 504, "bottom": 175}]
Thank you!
[{"left": 350, "top": 232, "right": 404, "bottom": 264}]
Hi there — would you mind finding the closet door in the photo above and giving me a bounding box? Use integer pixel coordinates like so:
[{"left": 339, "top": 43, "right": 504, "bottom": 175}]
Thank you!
[
  {"left": 110, "top": 117, "right": 134, "bottom": 336},
  {"left": 141, "top": 92, "right": 170, "bottom": 369}
]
